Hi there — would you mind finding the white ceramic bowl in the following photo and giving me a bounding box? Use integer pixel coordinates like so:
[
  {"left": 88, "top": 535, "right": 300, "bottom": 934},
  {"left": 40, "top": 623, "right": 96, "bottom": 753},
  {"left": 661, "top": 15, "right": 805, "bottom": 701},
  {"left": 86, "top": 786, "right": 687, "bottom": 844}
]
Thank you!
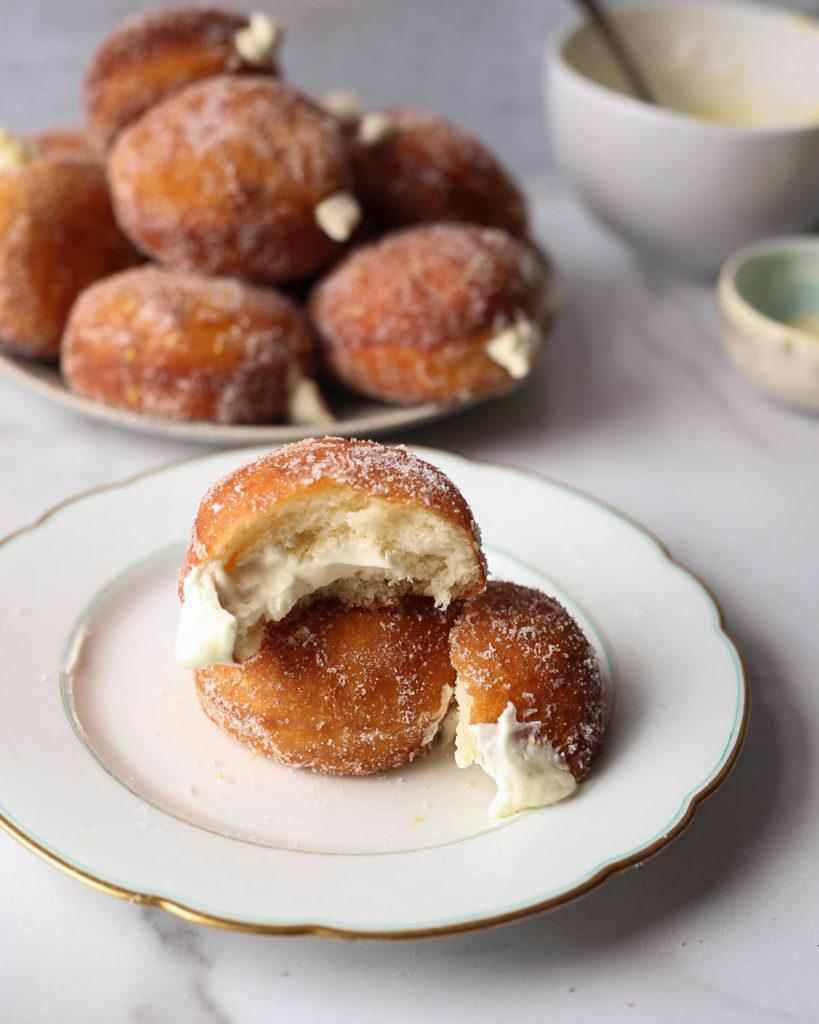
[
  {"left": 546, "top": 2, "right": 819, "bottom": 276},
  {"left": 719, "top": 236, "right": 819, "bottom": 412}
]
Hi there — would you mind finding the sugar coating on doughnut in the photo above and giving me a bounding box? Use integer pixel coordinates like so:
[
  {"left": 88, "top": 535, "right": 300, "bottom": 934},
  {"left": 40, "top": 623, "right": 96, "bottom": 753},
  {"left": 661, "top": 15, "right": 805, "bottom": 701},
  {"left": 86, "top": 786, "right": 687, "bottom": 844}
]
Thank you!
[
  {"left": 0, "top": 157, "right": 139, "bottom": 360},
  {"left": 308, "top": 223, "right": 547, "bottom": 403},
  {"left": 449, "top": 582, "right": 604, "bottom": 816},
  {"left": 108, "top": 75, "right": 353, "bottom": 282},
  {"left": 351, "top": 107, "right": 528, "bottom": 236},
  {"left": 62, "top": 265, "right": 315, "bottom": 423},
  {"left": 83, "top": 6, "right": 274, "bottom": 150},
  {"left": 194, "top": 595, "right": 458, "bottom": 774},
  {"left": 27, "top": 126, "right": 99, "bottom": 162},
  {"left": 177, "top": 438, "right": 486, "bottom": 665}
]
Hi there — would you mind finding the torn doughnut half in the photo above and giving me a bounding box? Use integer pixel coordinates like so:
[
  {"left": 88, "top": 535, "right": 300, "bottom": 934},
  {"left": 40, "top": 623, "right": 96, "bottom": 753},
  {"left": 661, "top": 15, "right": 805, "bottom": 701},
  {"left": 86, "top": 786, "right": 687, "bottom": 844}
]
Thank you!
[
  {"left": 194, "top": 595, "right": 459, "bottom": 775},
  {"left": 448, "top": 581, "right": 605, "bottom": 818},
  {"left": 176, "top": 438, "right": 487, "bottom": 668}
]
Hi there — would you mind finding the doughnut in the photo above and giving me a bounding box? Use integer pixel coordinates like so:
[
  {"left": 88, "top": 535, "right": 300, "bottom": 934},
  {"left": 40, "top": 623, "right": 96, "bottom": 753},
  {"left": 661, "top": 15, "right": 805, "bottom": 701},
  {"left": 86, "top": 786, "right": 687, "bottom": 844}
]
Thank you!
[
  {"left": 61, "top": 265, "right": 318, "bottom": 424},
  {"left": 0, "top": 149, "right": 139, "bottom": 360},
  {"left": 108, "top": 75, "right": 358, "bottom": 282},
  {"left": 176, "top": 437, "right": 487, "bottom": 667},
  {"left": 194, "top": 595, "right": 458, "bottom": 774},
  {"left": 350, "top": 108, "right": 528, "bottom": 236},
  {"left": 308, "top": 223, "right": 551, "bottom": 404},
  {"left": 84, "top": 6, "right": 283, "bottom": 151},
  {"left": 27, "top": 126, "right": 98, "bottom": 162},
  {"left": 449, "top": 582, "right": 605, "bottom": 817}
]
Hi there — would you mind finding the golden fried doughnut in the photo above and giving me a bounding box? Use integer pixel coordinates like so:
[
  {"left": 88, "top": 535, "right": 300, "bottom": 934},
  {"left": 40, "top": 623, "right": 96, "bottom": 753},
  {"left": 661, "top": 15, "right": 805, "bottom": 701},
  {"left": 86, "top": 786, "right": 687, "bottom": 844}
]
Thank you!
[
  {"left": 351, "top": 108, "right": 528, "bottom": 236},
  {"left": 308, "top": 223, "right": 549, "bottom": 404},
  {"left": 449, "top": 581, "right": 605, "bottom": 816},
  {"left": 28, "top": 126, "right": 98, "bottom": 162},
  {"left": 195, "top": 595, "right": 458, "bottom": 774},
  {"left": 84, "top": 6, "right": 282, "bottom": 151},
  {"left": 0, "top": 154, "right": 139, "bottom": 360},
  {"left": 176, "top": 437, "right": 487, "bottom": 667},
  {"left": 61, "top": 265, "right": 315, "bottom": 423},
  {"left": 108, "top": 75, "right": 358, "bottom": 282}
]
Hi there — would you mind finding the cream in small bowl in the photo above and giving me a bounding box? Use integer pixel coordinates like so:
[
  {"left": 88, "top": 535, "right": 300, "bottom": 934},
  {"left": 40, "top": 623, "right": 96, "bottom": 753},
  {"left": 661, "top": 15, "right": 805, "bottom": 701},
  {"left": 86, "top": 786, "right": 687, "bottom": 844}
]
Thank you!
[
  {"left": 719, "top": 237, "right": 819, "bottom": 412},
  {"left": 547, "top": 2, "right": 819, "bottom": 276}
]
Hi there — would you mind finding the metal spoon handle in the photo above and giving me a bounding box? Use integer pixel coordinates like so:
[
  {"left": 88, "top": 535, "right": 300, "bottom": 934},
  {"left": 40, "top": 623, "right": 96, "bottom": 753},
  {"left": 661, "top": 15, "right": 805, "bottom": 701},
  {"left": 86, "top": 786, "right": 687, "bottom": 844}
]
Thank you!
[{"left": 573, "top": 0, "right": 655, "bottom": 104}]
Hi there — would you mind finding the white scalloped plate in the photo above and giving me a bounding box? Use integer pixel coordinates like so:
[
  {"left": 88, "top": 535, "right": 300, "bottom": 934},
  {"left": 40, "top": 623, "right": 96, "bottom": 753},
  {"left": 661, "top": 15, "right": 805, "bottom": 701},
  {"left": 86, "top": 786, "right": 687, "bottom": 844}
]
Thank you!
[
  {"left": 0, "top": 350, "right": 482, "bottom": 444},
  {"left": 0, "top": 447, "right": 747, "bottom": 938}
]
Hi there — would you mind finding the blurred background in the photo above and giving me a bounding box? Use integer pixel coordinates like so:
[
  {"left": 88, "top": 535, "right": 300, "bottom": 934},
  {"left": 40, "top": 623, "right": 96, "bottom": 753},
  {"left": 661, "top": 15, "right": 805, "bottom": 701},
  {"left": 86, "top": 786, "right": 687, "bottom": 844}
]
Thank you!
[{"left": 2, "top": 0, "right": 815, "bottom": 179}]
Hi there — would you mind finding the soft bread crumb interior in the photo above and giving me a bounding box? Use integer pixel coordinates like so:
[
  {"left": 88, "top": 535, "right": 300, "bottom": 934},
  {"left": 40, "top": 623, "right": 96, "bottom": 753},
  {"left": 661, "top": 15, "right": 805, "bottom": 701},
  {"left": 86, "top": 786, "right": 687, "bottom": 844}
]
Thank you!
[{"left": 200, "top": 484, "right": 482, "bottom": 663}]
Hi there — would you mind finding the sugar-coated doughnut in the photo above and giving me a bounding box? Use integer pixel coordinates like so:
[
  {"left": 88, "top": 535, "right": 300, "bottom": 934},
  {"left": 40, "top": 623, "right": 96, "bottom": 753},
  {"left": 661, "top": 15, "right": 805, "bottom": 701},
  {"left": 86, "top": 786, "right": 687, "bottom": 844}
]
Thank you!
[
  {"left": 308, "top": 223, "right": 550, "bottom": 404},
  {"left": 449, "top": 581, "right": 605, "bottom": 817},
  {"left": 351, "top": 108, "right": 528, "bottom": 236},
  {"left": 108, "top": 75, "right": 358, "bottom": 282},
  {"left": 61, "top": 265, "right": 315, "bottom": 423},
  {"left": 0, "top": 154, "right": 139, "bottom": 360},
  {"left": 27, "top": 126, "right": 98, "bottom": 162},
  {"left": 195, "top": 595, "right": 457, "bottom": 774},
  {"left": 176, "top": 437, "right": 487, "bottom": 667},
  {"left": 84, "top": 6, "right": 282, "bottom": 151}
]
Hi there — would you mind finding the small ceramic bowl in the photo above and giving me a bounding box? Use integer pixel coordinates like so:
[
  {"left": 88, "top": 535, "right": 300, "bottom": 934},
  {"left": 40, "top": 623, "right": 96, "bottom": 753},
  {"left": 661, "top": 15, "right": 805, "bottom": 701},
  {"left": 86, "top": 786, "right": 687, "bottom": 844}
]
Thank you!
[
  {"left": 719, "top": 236, "right": 819, "bottom": 412},
  {"left": 546, "top": 2, "right": 819, "bottom": 277}
]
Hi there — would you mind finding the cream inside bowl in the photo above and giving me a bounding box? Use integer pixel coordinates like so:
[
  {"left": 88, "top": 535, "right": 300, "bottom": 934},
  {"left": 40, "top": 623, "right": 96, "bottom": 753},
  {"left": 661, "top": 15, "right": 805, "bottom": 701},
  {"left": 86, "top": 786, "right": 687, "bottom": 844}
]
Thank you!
[
  {"left": 719, "top": 236, "right": 819, "bottom": 412},
  {"left": 547, "top": 3, "right": 819, "bottom": 276},
  {"left": 562, "top": 3, "right": 819, "bottom": 128}
]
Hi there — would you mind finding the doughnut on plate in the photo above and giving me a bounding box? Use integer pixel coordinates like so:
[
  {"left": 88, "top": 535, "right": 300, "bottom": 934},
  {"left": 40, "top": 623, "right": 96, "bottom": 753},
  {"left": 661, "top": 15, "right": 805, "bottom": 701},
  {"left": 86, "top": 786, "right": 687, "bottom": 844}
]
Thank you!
[
  {"left": 0, "top": 347, "right": 495, "bottom": 444},
  {"left": 0, "top": 242, "right": 560, "bottom": 443},
  {"left": 0, "top": 446, "right": 747, "bottom": 938}
]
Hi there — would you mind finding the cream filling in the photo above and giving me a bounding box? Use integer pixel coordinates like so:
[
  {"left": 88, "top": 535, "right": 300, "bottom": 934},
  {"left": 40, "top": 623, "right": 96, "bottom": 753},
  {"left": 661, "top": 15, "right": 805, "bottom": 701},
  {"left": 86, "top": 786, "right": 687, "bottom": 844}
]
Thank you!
[
  {"left": 285, "top": 376, "right": 336, "bottom": 426},
  {"left": 0, "top": 128, "right": 31, "bottom": 171},
  {"left": 176, "top": 536, "right": 404, "bottom": 668},
  {"left": 358, "top": 111, "right": 398, "bottom": 147},
  {"left": 455, "top": 702, "right": 576, "bottom": 818},
  {"left": 484, "top": 319, "right": 541, "bottom": 380},
  {"left": 234, "top": 13, "right": 284, "bottom": 68},
  {"left": 315, "top": 192, "right": 362, "bottom": 242},
  {"left": 320, "top": 89, "right": 364, "bottom": 126}
]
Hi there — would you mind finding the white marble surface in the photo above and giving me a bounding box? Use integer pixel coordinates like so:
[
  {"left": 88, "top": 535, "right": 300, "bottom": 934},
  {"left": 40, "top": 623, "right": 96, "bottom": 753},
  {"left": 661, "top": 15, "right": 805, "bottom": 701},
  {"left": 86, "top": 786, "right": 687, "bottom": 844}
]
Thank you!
[
  {"left": 1, "top": 175, "right": 817, "bottom": 1022},
  {"left": 2, "top": 0, "right": 819, "bottom": 1017}
]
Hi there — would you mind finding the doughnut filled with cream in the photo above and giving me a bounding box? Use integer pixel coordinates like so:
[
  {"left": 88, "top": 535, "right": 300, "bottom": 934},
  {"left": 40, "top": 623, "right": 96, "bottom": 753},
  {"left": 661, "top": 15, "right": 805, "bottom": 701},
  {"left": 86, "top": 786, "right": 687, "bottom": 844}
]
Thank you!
[
  {"left": 308, "top": 223, "right": 551, "bottom": 404},
  {"left": 61, "top": 266, "right": 324, "bottom": 424},
  {"left": 83, "top": 6, "right": 283, "bottom": 151},
  {"left": 176, "top": 437, "right": 487, "bottom": 668},
  {"left": 0, "top": 145, "right": 139, "bottom": 360},
  {"left": 108, "top": 76, "right": 359, "bottom": 282},
  {"left": 351, "top": 107, "right": 528, "bottom": 236},
  {"left": 449, "top": 581, "right": 605, "bottom": 817}
]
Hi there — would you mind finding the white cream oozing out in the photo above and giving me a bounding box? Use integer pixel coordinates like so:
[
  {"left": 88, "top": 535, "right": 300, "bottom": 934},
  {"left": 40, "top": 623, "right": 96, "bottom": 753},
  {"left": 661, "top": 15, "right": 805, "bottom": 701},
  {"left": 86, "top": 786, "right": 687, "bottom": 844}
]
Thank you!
[
  {"left": 320, "top": 89, "right": 364, "bottom": 126},
  {"left": 285, "top": 376, "right": 336, "bottom": 426},
  {"left": 176, "top": 537, "right": 404, "bottom": 669},
  {"left": 233, "top": 13, "right": 284, "bottom": 68},
  {"left": 315, "top": 192, "right": 362, "bottom": 242},
  {"left": 0, "top": 128, "right": 31, "bottom": 170},
  {"left": 357, "top": 111, "right": 399, "bottom": 147},
  {"left": 484, "top": 318, "right": 541, "bottom": 380},
  {"left": 455, "top": 702, "right": 576, "bottom": 818}
]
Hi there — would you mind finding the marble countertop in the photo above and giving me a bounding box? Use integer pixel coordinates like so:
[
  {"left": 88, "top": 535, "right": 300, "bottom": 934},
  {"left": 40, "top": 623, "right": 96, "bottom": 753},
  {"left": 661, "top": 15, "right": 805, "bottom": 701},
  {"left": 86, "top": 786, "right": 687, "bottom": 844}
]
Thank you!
[{"left": 1, "top": 175, "right": 817, "bottom": 1022}]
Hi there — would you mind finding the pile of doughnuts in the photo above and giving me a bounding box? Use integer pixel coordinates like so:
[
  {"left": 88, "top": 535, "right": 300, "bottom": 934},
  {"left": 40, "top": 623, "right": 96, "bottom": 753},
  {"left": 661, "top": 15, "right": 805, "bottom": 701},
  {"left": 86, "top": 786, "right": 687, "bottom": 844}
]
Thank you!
[
  {"left": 177, "top": 438, "right": 604, "bottom": 817},
  {"left": 0, "top": 6, "right": 557, "bottom": 426}
]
